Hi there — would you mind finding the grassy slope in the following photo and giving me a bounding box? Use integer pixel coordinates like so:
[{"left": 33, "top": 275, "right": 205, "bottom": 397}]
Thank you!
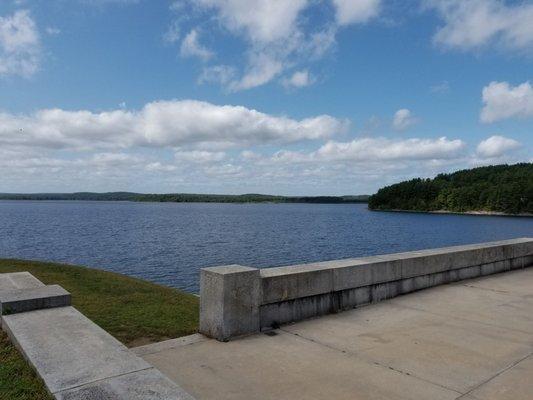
[{"left": 0, "top": 259, "right": 199, "bottom": 400}]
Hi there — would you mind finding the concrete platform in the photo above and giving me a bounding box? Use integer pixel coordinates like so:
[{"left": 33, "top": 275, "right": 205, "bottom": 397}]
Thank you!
[{"left": 140, "top": 268, "right": 533, "bottom": 400}]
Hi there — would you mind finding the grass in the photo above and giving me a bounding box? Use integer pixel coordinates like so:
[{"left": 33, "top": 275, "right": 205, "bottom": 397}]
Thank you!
[{"left": 0, "top": 259, "right": 199, "bottom": 400}]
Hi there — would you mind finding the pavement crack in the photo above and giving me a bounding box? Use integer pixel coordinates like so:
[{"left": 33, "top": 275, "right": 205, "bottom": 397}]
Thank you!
[
  {"left": 461, "top": 284, "right": 518, "bottom": 296},
  {"left": 455, "top": 351, "right": 533, "bottom": 400}
]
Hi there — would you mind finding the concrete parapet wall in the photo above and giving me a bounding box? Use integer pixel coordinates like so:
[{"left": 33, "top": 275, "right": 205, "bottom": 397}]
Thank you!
[{"left": 200, "top": 238, "right": 533, "bottom": 341}]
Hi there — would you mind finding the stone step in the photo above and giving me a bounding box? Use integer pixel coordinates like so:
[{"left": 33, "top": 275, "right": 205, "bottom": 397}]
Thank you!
[
  {"left": 0, "top": 284, "right": 71, "bottom": 315},
  {"left": 2, "top": 298, "right": 193, "bottom": 399}
]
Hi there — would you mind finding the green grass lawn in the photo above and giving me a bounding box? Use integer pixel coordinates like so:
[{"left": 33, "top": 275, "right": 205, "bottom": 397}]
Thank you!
[{"left": 0, "top": 259, "right": 199, "bottom": 400}]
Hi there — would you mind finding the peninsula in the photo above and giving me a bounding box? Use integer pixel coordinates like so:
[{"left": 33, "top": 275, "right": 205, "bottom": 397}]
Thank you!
[{"left": 369, "top": 163, "right": 532, "bottom": 215}]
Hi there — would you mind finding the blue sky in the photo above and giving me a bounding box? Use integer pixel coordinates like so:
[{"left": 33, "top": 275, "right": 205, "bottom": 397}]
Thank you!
[{"left": 0, "top": 0, "right": 532, "bottom": 195}]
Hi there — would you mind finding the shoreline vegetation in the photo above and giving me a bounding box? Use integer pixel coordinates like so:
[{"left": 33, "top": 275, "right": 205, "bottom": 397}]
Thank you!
[
  {"left": 0, "top": 192, "right": 369, "bottom": 204},
  {"left": 0, "top": 259, "right": 199, "bottom": 400},
  {"left": 369, "top": 163, "right": 532, "bottom": 216}
]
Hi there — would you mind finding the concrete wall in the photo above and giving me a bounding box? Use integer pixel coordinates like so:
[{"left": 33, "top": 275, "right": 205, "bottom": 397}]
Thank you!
[{"left": 199, "top": 238, "right": 533, "bottom": 341}]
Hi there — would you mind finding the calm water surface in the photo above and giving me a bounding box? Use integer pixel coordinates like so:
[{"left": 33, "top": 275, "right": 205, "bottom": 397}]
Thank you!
[{"left": 0, "top": 201, "right": 531, "bottom": 292}]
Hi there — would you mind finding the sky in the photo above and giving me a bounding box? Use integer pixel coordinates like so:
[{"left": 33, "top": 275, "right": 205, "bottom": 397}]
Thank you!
[{"left": 0, "top": 0, "right": 532, "bottom": 195}]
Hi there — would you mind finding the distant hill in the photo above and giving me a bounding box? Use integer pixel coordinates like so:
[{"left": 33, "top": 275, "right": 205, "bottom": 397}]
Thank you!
[
  {"left": 0, "top": 192, "right": 369, "bottom": 204},
  {"left": 368, "top": 163, "right": 533, "bottom": 215}
]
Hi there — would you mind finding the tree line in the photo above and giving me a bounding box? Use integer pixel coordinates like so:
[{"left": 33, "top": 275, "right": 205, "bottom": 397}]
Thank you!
[
  {"left": 0, "top": 192, "right": 369, "bottom": 204},
  {"left": 368, "top": 163, "right": 533, "bottom": 215}
]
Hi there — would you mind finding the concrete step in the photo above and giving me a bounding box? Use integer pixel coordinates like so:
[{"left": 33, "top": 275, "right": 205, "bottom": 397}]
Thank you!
[
  {"left": 1, "top": 271, "right": 194, "bottom": 399},
  {"left": 3, "top": 306, "right": 194, "bottom": 399},
  {"left": 0, "top": 284, "right": 71, "bottom": 315}
]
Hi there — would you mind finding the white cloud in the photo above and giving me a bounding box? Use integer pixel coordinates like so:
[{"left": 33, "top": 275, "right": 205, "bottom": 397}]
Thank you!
[
  {"left": 480, "top": 81, "right": 533, "bottom": 123},
  {"left": 315, "top": 136, "right": 465, "bottom": 162},
  {"left": 164, "top": 20, "right": 180, "bottom": 43},
  {"left": 230, "top": 51, "right": 283, "bottom": 91},
  {"left": 392, "top": 109, "right": 418, "bottom": 131},
  {"left": 180, "top": 29, "right": 213, "bottom": 61},
  {"left": 45, "top": 27, "right": 60, "bottom": 36},
  {"left": 282, "top": 69, "right": 314, "bottom": 89},
  {"left": 476, "top": 135, "right": 521, "bottom": 158},
  {"left": 332, "top": 0, "right": 381, "bottom": 26},
  {"left": 170, "top": 0, "right": 382, "bottom": 90},
  {"left": 250, "top": 136, "right": 466, "bottom": 164},
  {"left": 193, "top": 0, "right": 309, "bottom": 44},
  {"left": 427, "top": 0, "right": 533, "bottom": 52},
  {"left": 145, "top": 162, "right": 177, "bottom": 172},
  {"left": 198, "top": 64, "right": 236, "bottom": 85},
  {"left": 0, "top": 99, "right": 348, "bottom": 151},
  {"left": 0, "top": 10, "right": 41, "bottom": 77},
  {"left": 174, "top": 150, "right": 226, "bottom": 163}
]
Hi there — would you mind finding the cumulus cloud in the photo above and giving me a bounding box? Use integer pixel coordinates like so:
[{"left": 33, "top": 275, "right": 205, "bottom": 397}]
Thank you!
[
  {"left": 192, "top": 0, "right": 309, "bottom": 44},
  {"left": 0, "top": 10, "right": 41, "bottom": 77},
  {"left": 315, "top": 136, "right": 465, "bottom": 162},
  {"left": 145, "top": 162, "right": 177, "bottom": 172},
  {"left": 174, "top": 150, "right": 226, "bottom": 163},
  {"left": 180, "top": 29, "right": 213, "bottom": 61},
  {"left": 230, "top": 51, "right": 284, "bottom": 91},
  {"left": 198, "top": 65, "right": 236, "bottom": 85},
  {"left": 0, "top": 99, "right": 347, "bottom": 151},
  {"left": 476, "top": 135, "right": 521, "bottom": 158},
  {"left": 282, "top": 69, "right": 314, "bottom": 89},
  {"left": 170, "top": 0, "right": 382, "bottom": 90},
  {"left": 249, "top": 136, "right": 466, "bottom": 164},
  {"left": 332, "top": 0, "right": 381, "bottom": 26},
  {"left": 392, "top": 109, "right": 418, "bottom": 131},
  {"left": 426, "top": 0, "right": 533, "bottom": 53},
  {"left": 480, "top": 81, "right": 533, "bottom": 123}
]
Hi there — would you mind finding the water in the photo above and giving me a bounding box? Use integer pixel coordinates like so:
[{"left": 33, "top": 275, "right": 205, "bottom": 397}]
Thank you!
[{"left": 0, "top": 201, "right": 531, "bottom": 293}]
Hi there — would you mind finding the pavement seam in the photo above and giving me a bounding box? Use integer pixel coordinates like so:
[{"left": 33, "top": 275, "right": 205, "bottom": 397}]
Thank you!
[
  {"left": 278, "top": 327, "right": 464, "bottom": 396},
  {"left": 461, "top": 283, "right": 526, "bottom": 297},
  {"left": 132, "top": 335, "right": 207, "bottom": 356},
  {"left": 454, "top": 351, "right": 533, "bottom": 400},
  {"left": 51, "top": 366, "right": 155, "bottom": 395}
]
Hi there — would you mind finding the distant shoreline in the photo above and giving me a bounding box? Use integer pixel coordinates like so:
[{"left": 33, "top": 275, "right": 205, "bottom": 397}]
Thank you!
[
  {"left": 372, "top": 208, "right": 533, "bottom": 218},
  {"left": 0, "top": 192, "right": 369, "bottom": 205}
]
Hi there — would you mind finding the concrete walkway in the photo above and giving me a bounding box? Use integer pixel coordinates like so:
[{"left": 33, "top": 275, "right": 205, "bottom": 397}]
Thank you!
[{"left": 136, "top": 268, "right": 533, "bottom": 400}]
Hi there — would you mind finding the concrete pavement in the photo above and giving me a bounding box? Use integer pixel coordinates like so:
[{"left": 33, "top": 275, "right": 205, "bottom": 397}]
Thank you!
[{"left": 137, "top": 268, "right": 533, "bottom": 400}]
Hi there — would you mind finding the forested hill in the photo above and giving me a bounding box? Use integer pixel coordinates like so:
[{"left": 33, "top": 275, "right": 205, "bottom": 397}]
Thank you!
[
  {"left": 0, "top": 192, "right": 369, "bottom": 204},
  {"left": 368, "top": 163, "right": 533, "bottom": 215}
]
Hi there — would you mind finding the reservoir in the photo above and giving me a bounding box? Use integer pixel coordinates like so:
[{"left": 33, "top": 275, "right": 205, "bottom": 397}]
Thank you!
[{"left": 1, "top": 201, "right": 531, "bottom": 293}]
